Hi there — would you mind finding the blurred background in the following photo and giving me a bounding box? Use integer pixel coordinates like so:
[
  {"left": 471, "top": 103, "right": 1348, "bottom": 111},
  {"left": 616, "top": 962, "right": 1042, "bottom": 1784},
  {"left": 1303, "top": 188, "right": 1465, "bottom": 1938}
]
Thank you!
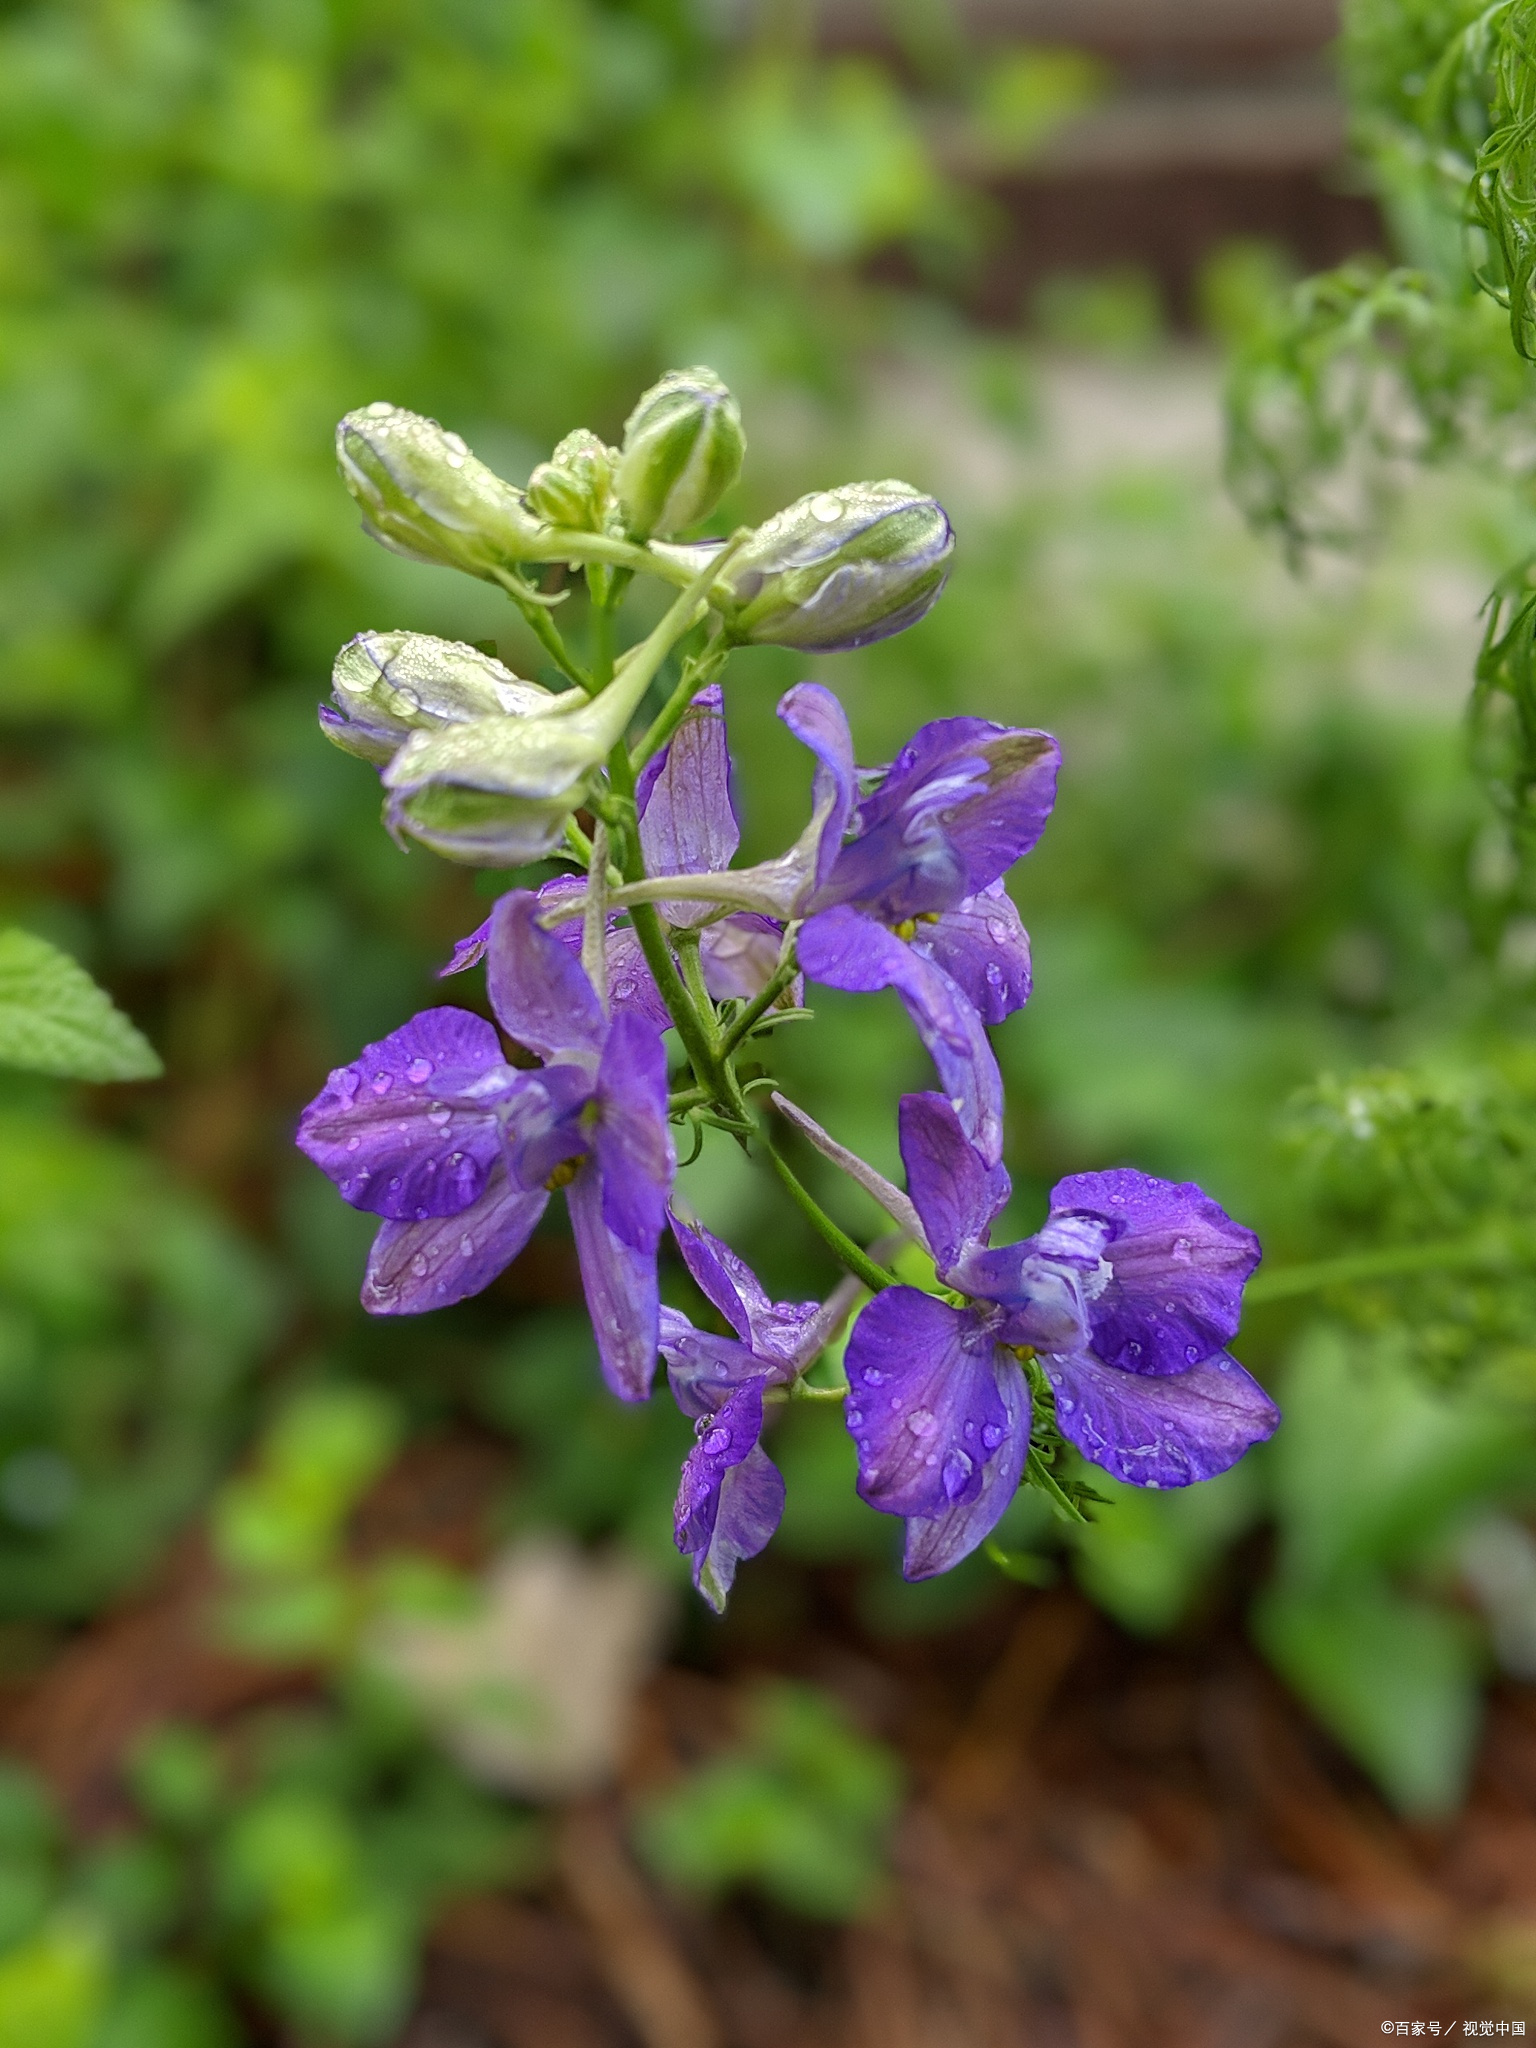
[{"left": 3, "top": 0, "right": 1536, "bottom": 2041}]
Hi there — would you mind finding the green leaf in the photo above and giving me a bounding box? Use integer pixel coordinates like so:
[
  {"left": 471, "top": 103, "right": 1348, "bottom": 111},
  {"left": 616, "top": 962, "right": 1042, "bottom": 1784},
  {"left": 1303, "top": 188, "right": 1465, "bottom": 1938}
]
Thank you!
[{"left": 0, "top": 932, "right": 160, "bottom": 1083}]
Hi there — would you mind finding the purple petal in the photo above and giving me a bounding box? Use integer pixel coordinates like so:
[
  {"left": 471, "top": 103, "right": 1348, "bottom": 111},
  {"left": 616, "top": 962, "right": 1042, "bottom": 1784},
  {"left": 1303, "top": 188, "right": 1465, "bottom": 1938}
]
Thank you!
[
  {"left": 769, "top": 1093, "right": 925, "bottom": 1247},
  {"left": 1048, "top": 1347, "right": 1279, "bottom": 1486},
  {"left": 532, "top": 879, "right": 670, "bottom": 1029},
  {"left": 638, "top": 685, "right": 740, "bottom": 916},
  {"left": 798, "top": 906, "right": 1006, "bottom": 1167},
  {"left": 593, "top": 1011, "right": 674, "bottom": 1252},
  {"left": 669, "top": 1212, "right": 822, "bottom": 1367},
  {"left": 499, "top": 1062, "right": 593, "bottom": 1190},
  {"left": 897, "top": 1092, "right": 1009, "bottom": 1278},
  {"left": 486, "top": 890, "right": 605, "bottom": 1061},
  {"left": 838, "top": 719, "right": 1059, "bottom": 914},
  {"left": 778, "top": 683, "right": 856, "bottom": 895},
  {"left": 659, "top": 1308, "right": 766, "bottom": 1419},
  {"left": 844, "top": 1289, "right": 1024, "bottom": 1534},
  {"left": 361, "top": 1169, "right": 548, "bottom": 1314},
  {"left": 439, "top": 917, "right": 492, "bottom": 978},
  {"left": 902, "top": 1361, "right": 1030, "bottom": 1581},
  {"left": 915, "top": 884, "right": 1033, "bottom": 1025},
  {"left": 319, "top": 701, "right": 399, "bottom": 766},
  {"left": 296, "top": 1008, "right": 517, "bottom": 1220},
  {"left": 700, "top": 915, "right": 792, "bottom": 1003},
  {"left": 675, "top": 1379, "right": 784, "bottom": 1614},
  {"left": 1045, "top": 1170, "right": 1261, "bottom": 1375},
  {"left": 566, "top": 1163, "right": 659, "bottom": 1401}
]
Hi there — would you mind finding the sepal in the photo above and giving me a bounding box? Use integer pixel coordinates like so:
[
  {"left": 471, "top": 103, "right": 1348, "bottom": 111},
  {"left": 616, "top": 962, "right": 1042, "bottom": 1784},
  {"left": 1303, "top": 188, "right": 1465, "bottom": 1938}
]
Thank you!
[{"left": 616, "top": 367, "right": 745, "bottom": 539}]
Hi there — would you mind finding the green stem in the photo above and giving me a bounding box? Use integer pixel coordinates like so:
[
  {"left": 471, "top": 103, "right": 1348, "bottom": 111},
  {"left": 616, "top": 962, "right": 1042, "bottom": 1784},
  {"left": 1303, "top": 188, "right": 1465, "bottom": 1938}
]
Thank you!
[
  {"left": 675, "top": 930, "right": 722, "bottom": 1054},
  {"left": 1243, "top": 1234, "right": 1507, "bottom": 1306},
  {"left": 719, "top": 944, "right": 801, "bottom": 1055},
  {"left": 759, "top": 1129, "right": 892, "bottom": 1294},
  {"left": 492, "top": 571, "right": 592, "bottom": 690}
]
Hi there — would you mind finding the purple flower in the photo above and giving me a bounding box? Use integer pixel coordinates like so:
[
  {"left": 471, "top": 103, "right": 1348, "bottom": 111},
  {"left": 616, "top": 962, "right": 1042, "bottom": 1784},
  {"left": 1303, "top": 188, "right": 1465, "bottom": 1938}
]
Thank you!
[
  {"left": 296, "top": 890, "right": 674, "bottom": 1400},
  {"left": 660, "top": 1214, "right": 857, "bottom": 1612},
  {"left": 844, "top": 1092, "right": 1276, "bottom": 1579},
  {"left": 443, "top": 686, "right": 793, "bottom": 1021},
  {"left": 781, "top": 688, "right": 1059, "bottom": 1166}
]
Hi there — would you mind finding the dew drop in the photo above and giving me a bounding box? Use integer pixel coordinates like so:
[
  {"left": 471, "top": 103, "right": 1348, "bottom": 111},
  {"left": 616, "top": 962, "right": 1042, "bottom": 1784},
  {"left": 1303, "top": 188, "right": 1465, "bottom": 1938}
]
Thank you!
[
  {"left": 942, "top": 1447, "right": 973, "bottom": 1500},
  {"left": 905, "top": 1407, "right": 936, "bottom": 1438},
  {"left": 445, "top": 452, "right": 464, "bottom": 468},
  {"left": 407, "top": 1056, "right": 434, "bottom": 1084},
  {"left": 1048, "top": 1369, "right": 1063, "bottom": 1386},
  {"left": 963, "top": 1419, "right": 976, "bottom": 1437},
  {"left": 388, "top": 1176, "right": 402, "bottom": 1192},
  {"left": 984, "top": 962, "right": 1004, "bottom": 991},
  {"left": 862, "top": 1368, "right": 885, "bottom": 1386},
  {"left": 1109, "top": 1192, "right": 1125, "bottom": 1205},
  {"left": 846, "top": 1406, "right": 863, "bottom": 1425},
  {"left": 1186, "top": 1344, "right": 1201, "bottom": 1363},
  {"left": 985, "top": 919, "right": 1011, "bottom": 944},
  {"left": 459, "top": 1234, "right": 475, "bottom": 1257},
  {"left": 443, "top": 431, "right": 468, "bottom": 455},
  {"left": 336, "top": 1068, "right": 359, "bottom": 1102},
  {"left": 1146, "top": 1479, "right": 1161, "bottom": 1490},
  {"left": 449, "top": 1152, "right": 464, "bottom": 1165},
  {"left": 415, "top": 1206, "right": 429, "bottom": 1220},
  {"left": 370, "top": 1071, "right": 393, "bottom": 1096},
  {"left": 427, "top": 1108, "right": 452, "bottom": 1127},
  {"left": 810, "top": 492, "right": 843, "bottom": 522},
  {"left": 1217, "top": 1356, "right": 1231, "bottom": 1372},
  {"left": 410, "top": 1254, "right": 429, "bottom": 1276},
  {"left": 612, "top": 979, "right": 636, "bottom": 1001},
  {"left": 702, "top": 1426, "right": 731, "bottom": 1455},
  {"left": 981, "top": 1422, "right": 1004, "bottom": 1450},
  {"left": 1127, "top": 1341, "right": 1142, "bottom": 1358},
  {"left": 1172, "top": 1236, "right": 1193, "bottom": 1263},
  {"left": 1164, "top": 1301, "right": 1178, "bottom": 1313},
  {"left": 346, "top": 1136, "right": 361, "bottom": 1152},
  {"left": 365, "top": 400, "right": 393, "bottom": 416},
  {"left": 1060, "top": 1396, "right": 1075, "bottom": 1413}
]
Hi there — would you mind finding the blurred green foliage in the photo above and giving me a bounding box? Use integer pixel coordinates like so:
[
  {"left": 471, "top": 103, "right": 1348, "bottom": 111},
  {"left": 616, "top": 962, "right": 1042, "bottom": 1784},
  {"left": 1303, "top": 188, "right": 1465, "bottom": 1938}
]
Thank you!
[{"left": 634, "top": 1680, "right": 901, "bottom": 1918}]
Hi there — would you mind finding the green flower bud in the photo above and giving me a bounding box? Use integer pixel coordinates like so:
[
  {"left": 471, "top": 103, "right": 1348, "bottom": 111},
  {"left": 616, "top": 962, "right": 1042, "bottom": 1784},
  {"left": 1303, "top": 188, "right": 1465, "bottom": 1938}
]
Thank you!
[
  {"left": 387, "top": 783, "right": 581, "bottom": 867},
  {"left": 337, "top": 404, "right": 549, "bottom": 577},
  {"left": 525, "top": 428, "right": 617, "bottom": 532},
  {"left": 716, "top": 480, "right": 953, "bottom": 651},
  {"left": 615, "top": 367, "right": 745, "bottom": 539},
  {"left": 322, "top": 630, "right": 563, "bottom": 765}
]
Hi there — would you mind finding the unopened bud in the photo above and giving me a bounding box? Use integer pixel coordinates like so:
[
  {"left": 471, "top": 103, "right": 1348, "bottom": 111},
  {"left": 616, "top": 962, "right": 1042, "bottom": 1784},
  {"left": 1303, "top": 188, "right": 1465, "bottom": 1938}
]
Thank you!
[
  {"left": 322, "top": 631, "right": 561, "bottom": 765},
  {"left": 615, "top": 368, "right": 745, "bottom": 539},
  {"left": 717, "top": 481, "right": 953, "bottom": 651},
  {"left": 525, "top": 428, "right": 616, "bottom": 532},
  {"left": 337, "top": 404, "right": 548, "bottom": 576},
  {"left": 387, "top": 783, "right": 580, "bottom": 867}
]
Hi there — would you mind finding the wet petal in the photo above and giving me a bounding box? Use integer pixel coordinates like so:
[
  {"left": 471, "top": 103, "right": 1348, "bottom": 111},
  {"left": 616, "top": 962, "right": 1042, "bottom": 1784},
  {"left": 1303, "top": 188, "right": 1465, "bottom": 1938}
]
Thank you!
[
  {"left": 499, "top": 1062, "right": 593, "bottom": 1190},
  {"left": 439, "top": 917, "right": 491, "bottom": 978},
  {"left": 566, "top": 1163, "right": 659, "bottom": 1401},
  {"left": 486, "top": 889, "right": 605, "bottom": 1061},
  {"left": 361, "top": 1169, "right": 547, "bottom": 1314},
  {"left": 296, "top": 1007, "right": 518, "bottom": 1220},
  {"left": 842, "top": 718, "right": 1059, "bottom": 913},
  {"left": 659, "top": 1307, "right": 765, "bottom": 1419},
  {"left": 638, "top": 684, "right": 740, "bottom": 916},
  {"left": 1046, "top": 1169, "right": 1261, "bottom": 1375},
  {"left": 897, "top": 1092, "right": 1009, "bottom": 1277},
  {"left": 902, "top": 1360, "right": 1029, "bottom": 1581},
  {"left": 798, "top": 906, "right": 1006, "bottom": 1166},
  {"left": 844, "top": 1288, "right": 1021, "bottom": 1531},
  {"left": 1048, "top": 1347, "right": 1279, "bottom": 1486},
  {"left": 700, "top": 915, "right": 793, "bottom": 1003},
  {"left": 675, "top": 1378, "right": 784, "bottom": 1614},
  {"left": 915, "top": 883, "right": 1033, "bottom": 1025},
  {"left": 779, "top": 683, "right": 857, "bottom": 894},
  {"left": 593, "top": 1011, "right": 674, "bottom": 1252},
  {"left": 533, "top": 878, "right": 670, "bottom": 1029},
  {"left": 668, "top": 1212, "right": 822, "bottom": 1366}
]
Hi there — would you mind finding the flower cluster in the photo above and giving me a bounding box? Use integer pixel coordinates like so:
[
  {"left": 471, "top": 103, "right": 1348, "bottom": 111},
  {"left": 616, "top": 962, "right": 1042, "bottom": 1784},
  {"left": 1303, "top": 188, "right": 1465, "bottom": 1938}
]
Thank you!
[{"left": 298, "top": 367, "right": 1279, "bottom": 1612}]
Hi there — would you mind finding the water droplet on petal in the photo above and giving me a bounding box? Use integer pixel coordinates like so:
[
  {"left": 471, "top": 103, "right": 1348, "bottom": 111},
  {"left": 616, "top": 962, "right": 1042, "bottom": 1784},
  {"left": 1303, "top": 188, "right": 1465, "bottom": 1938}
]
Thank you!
[
  {"left": 905, "top": 1407, "right": 936, "bottom": 1438},
  {"left": 846, "top": 1406, "right": 863, "bottom": 1425},
  {"left": 410, "top": 1254, "right": 429, "bottom": 1276},
  {"left": 981, "top": 1423, "right": 1004, "bottom": 1451},
  {"left": 1217, "top": 1357, "right": 1231, "bottom": 1372},
  {"left": 346, "top": 1136, "right": 361, "bottom": 1152},
  {"left": 1048, "top": 1369, "right": 1063, "bottom": 1386},
  {"left": 1109, "top": 1192, "right": 1125, "bottom": 1204},
  {"left": 388, "top": 1176, "right": 402, "bottom": 1192},
  {"left": 1172, "top": 1237, "right": 1192, "bottom": 1262},
  {"left": 963, "top": 1420, "right": 976, "bottom": 1437},
  {"left": 427, "top": 1108, "right": 452, "bottom": 1127},
  {"left": 370, "top": 1071, "right": 392, "bottom": 1096},
  {"left": 984, "top": 963, "right": 1004, "bottom": 991},
  {"left": 1060, "top": 1396, "right": 1074, "bottom": 1412},
  {"left": 459, "top": 1234, "right": 475, "bottom": 1257},
  {"left": 810, "top": 491, "right": 843, "bottom": 522},
  {"left": 336, "top": 1069, "right": 359, "bottom": 1102},
  {"left": 702, "top": 1426, "right": 731, "bottom": 1455},
  {"left": 612, "top": 979, "right": 636, "bottom": 1001},
  {"left": 1186, "top": 1344, "right": 1201, "bottom": 1363},
  {"left": 942, "top": 1447, "right": 973, "bottom": 1499},
  {"left": 443, "top": 430, "right": 468, "bottom": 455},
  {"left": 986, "top": 920, "right": 1010, "bottom": 944},
  {"left": 862, "top": 1368, "right": 885, "bottom": 1386},
  {"left": 365, "top": 400, "right": 393, "bottom": 416},
  {"left": 407, "top": 1057, "right": 434, "bottom": 1084},
  {"left": 1127, "top": 1341, "right": 1142, "bottom": 1358},
  {"left": 1146, "top": 1479, "right": 1160, "bottom": 1490}
]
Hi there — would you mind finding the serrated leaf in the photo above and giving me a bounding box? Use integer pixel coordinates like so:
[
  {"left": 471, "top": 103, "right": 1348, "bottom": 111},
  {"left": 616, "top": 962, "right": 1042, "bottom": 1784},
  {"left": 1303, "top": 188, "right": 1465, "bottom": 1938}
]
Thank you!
[{"left": 0, "top": 931, "right": 161, "bottom": 1083}]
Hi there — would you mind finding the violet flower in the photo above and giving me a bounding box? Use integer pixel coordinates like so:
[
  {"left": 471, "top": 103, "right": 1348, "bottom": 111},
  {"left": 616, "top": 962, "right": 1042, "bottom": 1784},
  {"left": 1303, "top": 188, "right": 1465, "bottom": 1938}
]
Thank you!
[
  {"left": 660, "top": 1214, "right": 858, "bottom": 1612},
  {"left": 444, "top": 685, "right": 792, "bottom": 1019},
  {"left": 296, "top": 889, "right": 674, "bottom": 1400},
  {"left": 845, "top": 1091, "right": 1276, "bottom": 1579}
]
